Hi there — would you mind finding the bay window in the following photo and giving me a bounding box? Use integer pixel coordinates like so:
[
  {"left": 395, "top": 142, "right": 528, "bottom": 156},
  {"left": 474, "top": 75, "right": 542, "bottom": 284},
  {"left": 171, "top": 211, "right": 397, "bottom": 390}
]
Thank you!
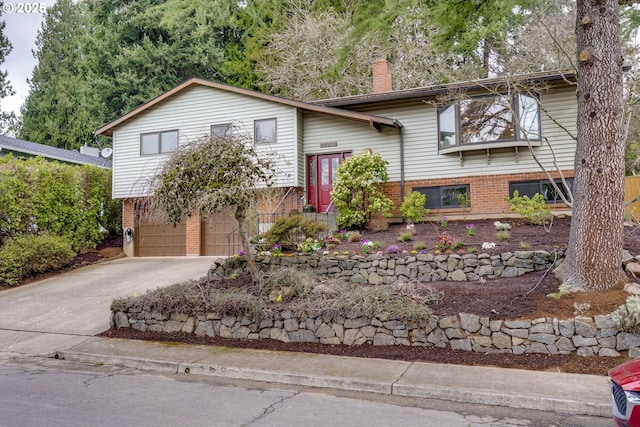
[{"left": 438, "top": 94, "right": 541, "bottom": 150}]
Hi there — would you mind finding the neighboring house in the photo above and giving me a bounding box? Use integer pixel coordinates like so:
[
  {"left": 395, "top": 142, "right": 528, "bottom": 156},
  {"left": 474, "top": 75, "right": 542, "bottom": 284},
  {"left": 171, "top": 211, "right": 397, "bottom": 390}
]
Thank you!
[
  {"left": 0, "top": 135, "right": 112, "bottom": 169},
  {"left": 95, "top": 59, "right": 577, "bottom": 257}
]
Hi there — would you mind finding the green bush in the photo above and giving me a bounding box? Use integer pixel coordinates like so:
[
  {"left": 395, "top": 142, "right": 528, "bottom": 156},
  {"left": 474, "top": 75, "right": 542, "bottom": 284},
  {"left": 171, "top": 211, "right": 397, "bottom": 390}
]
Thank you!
[
  {"left": 0, "top": 155, "right": 118, "bottom": 250},
  {"left": 331, "top": 152, "right": 394, "bottom": 229},
  {"left": 611, "top": 296, "right": 640, "bottom": 333},
  {"left": 507, "top": 190, "right": 552, "bottom": 226},
  {"left": 261, "top": 214, "right": 327, "bottom": 249},
  {"left": 400, "top": 191, "right": 429, "bottom": 223},
  {"left": 0, "top": 234, "right": 75, "bottom": 286}
]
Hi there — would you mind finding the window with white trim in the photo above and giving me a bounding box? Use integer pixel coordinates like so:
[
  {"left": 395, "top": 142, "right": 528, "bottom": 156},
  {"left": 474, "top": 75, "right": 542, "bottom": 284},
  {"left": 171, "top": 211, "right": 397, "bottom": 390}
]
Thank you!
[{"left": 140, "top": 130, "right": 178, "bottom": 156}]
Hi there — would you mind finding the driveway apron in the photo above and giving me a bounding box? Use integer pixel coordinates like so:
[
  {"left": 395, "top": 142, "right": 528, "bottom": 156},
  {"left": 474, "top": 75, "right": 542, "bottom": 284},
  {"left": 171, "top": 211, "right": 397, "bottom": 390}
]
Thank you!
[{"left": 0, "top": 257, "right": 215, "bottom": 356}]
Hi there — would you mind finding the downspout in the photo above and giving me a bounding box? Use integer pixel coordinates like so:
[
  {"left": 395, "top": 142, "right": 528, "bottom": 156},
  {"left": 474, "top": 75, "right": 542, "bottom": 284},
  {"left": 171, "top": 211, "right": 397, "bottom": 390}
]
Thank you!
[{"left": 396, "top": 122, "right": 405, "bottom": 205}]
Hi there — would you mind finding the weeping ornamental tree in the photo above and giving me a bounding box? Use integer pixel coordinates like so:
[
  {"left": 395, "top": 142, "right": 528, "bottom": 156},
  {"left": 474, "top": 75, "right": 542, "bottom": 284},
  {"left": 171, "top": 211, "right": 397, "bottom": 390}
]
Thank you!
[{"left": 152, "top": 134, "right": 276, "bottom": 283}]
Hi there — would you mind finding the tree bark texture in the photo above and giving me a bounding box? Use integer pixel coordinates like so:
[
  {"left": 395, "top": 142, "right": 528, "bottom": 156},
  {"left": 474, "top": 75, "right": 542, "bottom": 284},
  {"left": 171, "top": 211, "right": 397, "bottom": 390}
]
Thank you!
[
  {"left": 557, "top": 0, "right": 625, "bottom": 291},
  {"left": 234, "top": 205, "right": 261, "bottom": 284}
]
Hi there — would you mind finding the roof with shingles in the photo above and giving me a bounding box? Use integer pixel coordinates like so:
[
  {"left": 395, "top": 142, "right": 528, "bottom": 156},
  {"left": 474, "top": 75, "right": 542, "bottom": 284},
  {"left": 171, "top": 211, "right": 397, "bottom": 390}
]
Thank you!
[
  {"left": 0, "top": 135, "right": 112, "bottom": 169},
  {"left": 94, "top": 78, "right": 403, "bottom": 137}
]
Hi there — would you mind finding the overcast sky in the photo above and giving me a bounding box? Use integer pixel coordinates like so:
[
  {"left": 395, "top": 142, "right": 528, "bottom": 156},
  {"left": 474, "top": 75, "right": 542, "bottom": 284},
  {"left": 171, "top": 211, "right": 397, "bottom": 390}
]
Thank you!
[{"left": 3, "top": 0, "right": 57, "bottom": 116}]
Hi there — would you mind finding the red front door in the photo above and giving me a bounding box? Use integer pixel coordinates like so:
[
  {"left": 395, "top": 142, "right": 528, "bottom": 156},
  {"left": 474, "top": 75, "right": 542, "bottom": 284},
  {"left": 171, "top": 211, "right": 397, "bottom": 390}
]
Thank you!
[{"left": 307, "top": 153, "right": 350, "bottom": 213}]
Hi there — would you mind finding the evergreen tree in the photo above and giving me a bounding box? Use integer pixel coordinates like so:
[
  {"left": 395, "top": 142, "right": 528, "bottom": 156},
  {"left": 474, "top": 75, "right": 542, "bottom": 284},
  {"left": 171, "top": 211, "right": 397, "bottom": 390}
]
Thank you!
[
  {"left": 84, "top": 0, "right": 241, "bottom": 116},
  {"left": 20, "top": 0, "right": 99, "bottom": 149}
]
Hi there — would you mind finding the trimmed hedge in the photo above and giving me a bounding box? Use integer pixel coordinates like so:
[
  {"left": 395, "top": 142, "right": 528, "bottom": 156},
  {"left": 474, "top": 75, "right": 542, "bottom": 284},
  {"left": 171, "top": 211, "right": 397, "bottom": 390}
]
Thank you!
[
  {"left": 0, "top": 155, "right": 121, "bottom": 251},
  {"left": 0, "top": 234, "right": 75, "bottom": 286}
]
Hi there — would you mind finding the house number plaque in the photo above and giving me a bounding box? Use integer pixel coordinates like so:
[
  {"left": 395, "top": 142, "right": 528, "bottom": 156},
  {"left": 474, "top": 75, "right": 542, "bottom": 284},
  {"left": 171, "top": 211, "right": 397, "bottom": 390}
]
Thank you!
[{"left": 320, "top": 141, "right": 338, "bottom": 148}]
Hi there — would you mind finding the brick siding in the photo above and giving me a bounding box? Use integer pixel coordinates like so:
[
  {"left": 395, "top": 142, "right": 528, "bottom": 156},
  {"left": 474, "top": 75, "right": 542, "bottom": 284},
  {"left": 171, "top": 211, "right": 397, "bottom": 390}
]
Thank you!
[{"left": 382, "top": 170, "right": 574, "bottom": 217}]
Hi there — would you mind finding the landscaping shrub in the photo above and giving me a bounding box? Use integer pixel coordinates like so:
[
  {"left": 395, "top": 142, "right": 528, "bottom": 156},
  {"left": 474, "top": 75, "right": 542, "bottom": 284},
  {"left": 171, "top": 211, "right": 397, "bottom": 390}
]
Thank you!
[
  {"left": 0, "top": 234, "right": 75, "bottom": 286},
  {"left": 400, "top": 191, "right": 429, "bottom": 223},
  {"left": 331, "top": 151, "right": 394, "bottom": 229},
  {"left": 112, "top": 268, "right": 443, "bottom": 322},
  {"left": 507, "top": 190, "right": 552, "bottom": 227},
  {"left": 261, "top": 214, "right": 327, "bottom": 249},
  {"left": 348, "top": 230, "right": 362, "bottom": 243},
  {"left": 611, "top": 295, "right": 640, "bottom": 333},
  {"left": 397, "top": 232, "right": 412, "bottom": 242},
  {"left": 497, "top": 230, "right": 511, "bottom": 241},
  {"left": 0, "top": 155, "right": 119, "bottom": 250}
]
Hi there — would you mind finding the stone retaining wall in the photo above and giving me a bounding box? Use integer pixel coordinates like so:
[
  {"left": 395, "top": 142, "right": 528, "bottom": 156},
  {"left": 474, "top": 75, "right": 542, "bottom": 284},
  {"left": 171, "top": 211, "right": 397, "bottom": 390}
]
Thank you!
[
  {"left": 110, "top": 308, "right": 640, "bottom": 358},
  {"left": 110, "top": 250, "right": 640, "bottom": 358},
  {"left": 208, "top": 250, "right": 563, "bottom": 284}
]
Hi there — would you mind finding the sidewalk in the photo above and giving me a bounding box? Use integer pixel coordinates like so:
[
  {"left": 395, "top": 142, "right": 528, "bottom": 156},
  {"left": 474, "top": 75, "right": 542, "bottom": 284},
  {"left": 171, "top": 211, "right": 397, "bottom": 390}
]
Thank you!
[{"left": 57, "top": 336, "right": 612, "bottom": 418}]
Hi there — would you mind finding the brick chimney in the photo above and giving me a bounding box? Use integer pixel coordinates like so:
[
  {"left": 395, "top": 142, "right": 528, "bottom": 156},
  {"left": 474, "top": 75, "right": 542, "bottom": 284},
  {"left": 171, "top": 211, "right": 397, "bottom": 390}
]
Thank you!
[{"left": 372, "top": 58, "right": 392, "bottom": 93}]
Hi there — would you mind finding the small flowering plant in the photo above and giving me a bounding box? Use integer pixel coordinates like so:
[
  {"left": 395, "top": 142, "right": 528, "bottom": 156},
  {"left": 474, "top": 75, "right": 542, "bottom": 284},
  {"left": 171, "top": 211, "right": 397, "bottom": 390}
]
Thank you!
[
  {"left": 385, "top": 245, "right": 400, "bottom": 254},
  {"left": 440, "top": 216, "right": 449, "bottom": 227},
  {"left": 238, "top": 250, "right": 246, "bottom": 257},
  {"left": 299, "top": 238, "right": 321, "bottom": 254},
  {"left": 272, "top": 243, "right": 283, "bottom": 255},
  {"left": 482, "top": 242, "right": 496, "bottom": 250},
  {"left": 436, "top": 231, "right": 455, "bottom": 252},
  {"left": 361, "top": 239, "right": 374, "bottom": 254},
  {"left": 493, "top": 221, "right": 512, "bottom": 231},
  {"left": 465, "top": 223, "right": 476, "bottom": 236}
]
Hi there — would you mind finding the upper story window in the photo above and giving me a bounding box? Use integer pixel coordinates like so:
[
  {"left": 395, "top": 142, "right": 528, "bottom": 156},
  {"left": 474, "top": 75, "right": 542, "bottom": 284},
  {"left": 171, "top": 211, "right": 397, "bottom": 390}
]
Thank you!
[
  {"left": 211, "top": 123, "right": 232, "bottom": 139},
  {"left": 254, "top": 118, "right": 277, "bottom": 144},
  {"left": 438, "top": 94, "right": 540, "bottom": 149},
  {"left": 140, "top": 130, "right": 178, "bottom": 156}
]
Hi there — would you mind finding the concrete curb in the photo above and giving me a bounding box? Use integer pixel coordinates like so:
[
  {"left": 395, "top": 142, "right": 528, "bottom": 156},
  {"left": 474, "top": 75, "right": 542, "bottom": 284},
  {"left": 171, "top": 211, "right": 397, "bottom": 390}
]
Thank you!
[
  {"left": 57, "top": 351, "right": 181, "bottom": 374},
  {"left": 177, "top": 362, "right": 394, "bottom": 394},
  {"left": 392, "top": 383, "right": 610, "bottom": 417},
  {"left": 56, "top": 338, "right": 613, "bottom": 418}
]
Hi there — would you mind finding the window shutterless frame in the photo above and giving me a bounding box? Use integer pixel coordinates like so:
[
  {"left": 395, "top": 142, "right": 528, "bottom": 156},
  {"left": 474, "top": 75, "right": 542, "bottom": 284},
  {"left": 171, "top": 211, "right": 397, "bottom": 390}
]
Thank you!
[
  {"left": 509, "top": 179, "right": 573, "bottom": 204},
  {"left": 437, "top": 94, "right": 541, "bottom": 150},
  {"left": 414, "top": 185, "right": 471, "bottom": 210},
  {"left": 254, "top": 118, "right": 277, "bottom": 144},
  {"left": 140, "top": 129, "right": 179, "bottom": 156},
  {"left": 211, "top": 123, "right": 232, "bottom": 139}
]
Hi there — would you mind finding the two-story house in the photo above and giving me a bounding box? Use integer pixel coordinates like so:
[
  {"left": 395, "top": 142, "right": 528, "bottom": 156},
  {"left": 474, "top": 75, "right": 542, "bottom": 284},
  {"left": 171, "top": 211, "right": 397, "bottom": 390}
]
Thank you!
[{"left": 96, "top": 60, "right": 576, "bottom": 257}]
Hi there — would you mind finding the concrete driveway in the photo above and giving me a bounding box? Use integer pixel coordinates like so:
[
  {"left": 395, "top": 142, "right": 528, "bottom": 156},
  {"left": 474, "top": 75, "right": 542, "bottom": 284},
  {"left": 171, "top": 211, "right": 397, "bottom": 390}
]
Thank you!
[{"left": 0, "top": 257, "right": 216, "bottom": 357}]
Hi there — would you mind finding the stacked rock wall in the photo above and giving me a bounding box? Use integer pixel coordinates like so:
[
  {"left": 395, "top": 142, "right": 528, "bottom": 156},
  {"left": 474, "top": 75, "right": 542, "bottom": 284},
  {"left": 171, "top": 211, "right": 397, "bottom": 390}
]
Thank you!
[
  {"left": 208, "top": 250, "right": 563, "bottom": 284},
  {"left": 109, "top": 250, "right": 640, "bottom": 358},
  {"left": 111, "top": 308, "right": 640, "bottom": 358}
]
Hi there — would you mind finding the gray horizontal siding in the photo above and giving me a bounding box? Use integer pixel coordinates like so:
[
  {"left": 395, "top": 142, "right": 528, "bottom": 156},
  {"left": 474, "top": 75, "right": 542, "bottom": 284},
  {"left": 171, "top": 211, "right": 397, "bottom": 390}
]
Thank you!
[
  {"left": 339, "top": 88, "right": 577, "bottom": 181},
  {"left": 112, "top": 86, "right": 298, "bottom": 198}
]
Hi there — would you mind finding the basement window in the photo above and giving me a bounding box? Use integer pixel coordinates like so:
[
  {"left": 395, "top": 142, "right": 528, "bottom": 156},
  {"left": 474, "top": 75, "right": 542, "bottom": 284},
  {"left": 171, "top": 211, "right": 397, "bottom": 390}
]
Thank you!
[{"left": 414, "top": 185, "right": 470, "bottom": 209}]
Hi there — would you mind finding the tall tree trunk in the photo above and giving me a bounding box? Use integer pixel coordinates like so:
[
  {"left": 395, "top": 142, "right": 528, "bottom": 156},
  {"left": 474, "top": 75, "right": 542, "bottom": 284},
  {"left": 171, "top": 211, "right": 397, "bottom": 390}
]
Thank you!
[{"left": 556, "top": 0, "right": 625, "bottom": 291}]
